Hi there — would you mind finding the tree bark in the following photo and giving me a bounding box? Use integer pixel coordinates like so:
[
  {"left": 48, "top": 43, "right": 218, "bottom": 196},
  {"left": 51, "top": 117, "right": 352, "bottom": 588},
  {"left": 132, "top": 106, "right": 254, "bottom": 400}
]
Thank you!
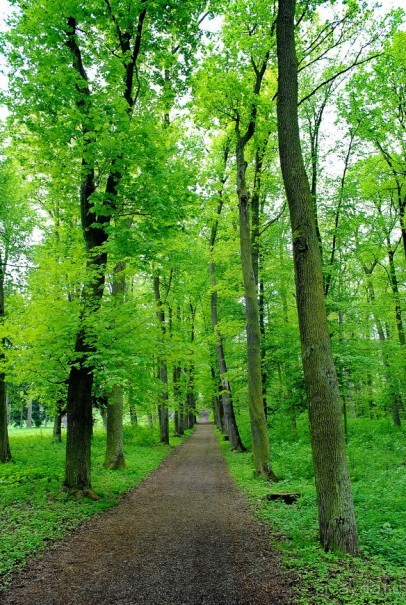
[
  {"left": 63, "top": 17, "right": 111, "bottom": 494},
  {"left": 53, "top": 398, "right": 64, "bottom": 443},
  {"left": 236, "top": 138, "right": 275, "bottom": 476},
  {"left": 276, "top": 0, "right": 359, "bottom": 554},
  {"left": 209, "top": 144, "right": 245, "bottom": 450},
  {"left": 0, "top": 258, "right": 11, "bottom": 462},
  {"left": 252, "top": 144, "right": 269, "bottom": 418},
  {"left": 186, "top": 304, "right": 197, "bottom": 430},
  {"left": 0, "top": 372, "right": 11, "bottom": 462},
  {"left": 104, "top": 261, "right": 126, "bottom": 469},
  {"left": 63, "top": 7, "right": 146, "bottom": 492},
  {"left": 129, "top": 387, "right": 138, "bottom": 426},
  {"left": 154, "top": 274, "right": 169, "bottom": 445},
  {"left": 210, "top": 363, "right": 224, "bottom": 432},
  {"left": 104, "top": 386, "right": 126, "bottom": 469},
  {"left": 26, "top": 399, "right": 33, "bottom": 429},
  {"left": 387, "top": 247, "right": 405, "bottom": 347},
  {"left": 173, "top": 364, "right": 184, "bottom": 436}
]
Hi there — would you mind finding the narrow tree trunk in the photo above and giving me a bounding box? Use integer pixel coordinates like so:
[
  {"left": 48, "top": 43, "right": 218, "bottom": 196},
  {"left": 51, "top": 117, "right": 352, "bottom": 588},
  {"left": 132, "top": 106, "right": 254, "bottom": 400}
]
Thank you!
[
  {"left": 128, "top": 386, "right": 138, "bottom": 426},
  {"left": 153, "top": 275, "right": 169, "bottom": 445},
  {"left": 104, "top": 386, "right": 126, "bottom": 469},
  {"left": 53, "top": 398, "right": 64, "bottom": 443},
  {"left": 236, "top": 140, "right": 275, "bottom": 476},
  {"left": 26, "top": 399, "right": 33, "bottom": 429},
  {"left": 129, "top": 406, "right": 138, "bottom": 426},
  {"left": 187, "top": 384, "right": 196, "bottom": 429},
  {"left": 173, "top": 364, "right": 184, "bottom": 436},
  {"left": 0, "top": 372, "right": 11, "bottom": 462},
  {"left": 210, "top": 266, "right": 245, "bottom": 450},
  {"left": 100, "top": 408, "right": 107, "bottom": 429},
  {"left": 276, "top": 0, "right": 359, "bottom": 554},
  {"left": 209, "top": 144, "right": 245, "bottom": 449},
  {"left": 210, "top": 364, "right": 224, "bottom": 432},
  {"left": 0, "top": 264, "right": 11, "bottom": 462},
  {"left": 252, "top": 145, "right": 269, "bottom": 418},
  {"left": 20, "top": 402, "right": 24, "bottom": 428},
  {"left": 387, "top": 248, "right": 405, "bottom": 347},
  {"left": 103, "top": 261, "right": 126, "bottom": 469}
]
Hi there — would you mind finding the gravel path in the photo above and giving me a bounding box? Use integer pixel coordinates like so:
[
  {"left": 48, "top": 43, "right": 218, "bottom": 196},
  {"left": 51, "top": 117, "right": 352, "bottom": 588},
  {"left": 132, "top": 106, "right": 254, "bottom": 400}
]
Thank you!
[{"left": 0, "top": 419, "right": 295, "bottom": 605}]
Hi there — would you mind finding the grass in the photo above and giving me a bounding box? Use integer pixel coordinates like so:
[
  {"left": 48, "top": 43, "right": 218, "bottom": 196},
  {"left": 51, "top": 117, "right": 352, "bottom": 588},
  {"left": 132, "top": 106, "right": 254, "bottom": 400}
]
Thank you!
[
  {"left": 0, "top": 423, "right": 190, "bottom": 587},
  {"left": 221, "top": 413, "right": 406, "bottom": 605}
]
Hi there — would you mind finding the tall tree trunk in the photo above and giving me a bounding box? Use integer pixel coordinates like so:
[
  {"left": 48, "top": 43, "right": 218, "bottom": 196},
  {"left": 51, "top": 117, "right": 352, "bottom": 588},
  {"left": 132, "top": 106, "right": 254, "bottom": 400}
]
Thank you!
[
  {"left": 0, "top": 372, "right": 11, "bottom": 462},
  {"left": 53, "top": 398, "right": 64, "bottom": 443},
  {"left": 173, "top": 364, "right": 184, "bottom": 436},
  {"left": 209, "top": 143, "right": 245, "bottom": 449},
  {"left": 64, "top": 7, "right": 146, "bottom": 493},
  {"left": 210, "top": 364, "right": 224, "bottom": 432},
  {"left": 154, "top": 274, "right": 169, "bottom": 445},
  {"left": 252, "top": 145, "right": 269, "bottom": 418},
  {"left": 26, "top": 399, "right": 33, "bottom": 429},
  {"left": 210, "top": 266, "right": 245, "bottom": 450},
  {"left": 276, "top": 0, "right": 359, "bottom": 554},
  {"left": 63, "top": 18, "right": 110, "bottom": 494},
  {"left": 129, "top": 389, "right": 138, "bottom": 426},
  {"left": 186, "top": 304, "right": 197, "bottom": 430},
  {"left": 104, "top": 262, "right": 126, "bottom": 469},
  {"left": 0, "top": 262, "right": 11, "bottom": 462},
  {"left": 387, "top": 247, "right": 405, "bottom": 347},
  {"left": 236, "top": 138, "right": 275, "bottom": 477},
  {"left": 104, "top": 386, "right": 126, "bottom": 469}
]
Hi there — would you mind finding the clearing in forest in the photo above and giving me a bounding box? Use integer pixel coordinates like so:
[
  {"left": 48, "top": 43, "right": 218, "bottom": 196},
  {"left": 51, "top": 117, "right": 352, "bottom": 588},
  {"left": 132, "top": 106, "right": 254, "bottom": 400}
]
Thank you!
[{"left": 0, "top": 420, "right": 295, "bottom": 605}]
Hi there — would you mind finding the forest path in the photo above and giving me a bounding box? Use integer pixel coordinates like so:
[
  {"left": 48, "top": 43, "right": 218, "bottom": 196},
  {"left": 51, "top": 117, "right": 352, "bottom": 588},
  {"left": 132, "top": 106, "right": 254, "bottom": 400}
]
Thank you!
[{"left": 0, "top": 417, "right": 295, "bottom": 605}]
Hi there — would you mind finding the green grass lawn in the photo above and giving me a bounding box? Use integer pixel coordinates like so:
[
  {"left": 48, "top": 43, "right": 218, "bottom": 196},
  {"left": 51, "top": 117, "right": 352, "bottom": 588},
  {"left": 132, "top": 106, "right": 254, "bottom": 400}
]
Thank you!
[
  {"left": 0, "top": 423, "right": 189, "bottom": 587},
  {"left": 221, "top": 414, "right": 406, "bottom": 605}
]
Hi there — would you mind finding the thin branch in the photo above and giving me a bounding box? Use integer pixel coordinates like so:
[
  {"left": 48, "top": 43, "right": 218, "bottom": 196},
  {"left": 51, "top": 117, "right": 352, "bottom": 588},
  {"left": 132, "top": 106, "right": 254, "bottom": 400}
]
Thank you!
[
  {"left": 104, "top": 0, "right": 125, "bottom": 52},
  {"left": 298, "top": 52, "right": 382, "bottom": 106},
  {"left": 259, "top": 203, "right": 286, "bottom": 235}
]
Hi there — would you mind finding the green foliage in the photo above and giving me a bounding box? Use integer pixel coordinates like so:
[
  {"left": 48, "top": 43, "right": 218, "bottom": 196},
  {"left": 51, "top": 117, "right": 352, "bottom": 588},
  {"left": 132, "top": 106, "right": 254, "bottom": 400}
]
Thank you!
[
  {"left": 0, "top": 424, "right": 189, "bottom": 586},
  {"left": 221, "top": 414, "right": 406, "bottom": 604}
]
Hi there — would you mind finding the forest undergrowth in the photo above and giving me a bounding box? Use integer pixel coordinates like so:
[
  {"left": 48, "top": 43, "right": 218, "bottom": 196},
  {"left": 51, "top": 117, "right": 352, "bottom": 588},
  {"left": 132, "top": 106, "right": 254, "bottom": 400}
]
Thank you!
[
  {"left": 0, "top": 424, "right": 189, "bottom": 587},
  {"left": 221, "top": 414, "right": 406, "bottom": 605}
]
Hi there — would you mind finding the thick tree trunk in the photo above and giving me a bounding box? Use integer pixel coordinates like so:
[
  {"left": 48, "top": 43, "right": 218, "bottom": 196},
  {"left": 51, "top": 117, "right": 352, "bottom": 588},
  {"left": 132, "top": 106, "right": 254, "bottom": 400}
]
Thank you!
[
  {"left": 65, "top": 334, "right": 95, "bottom": 493},
  {"left": 236, "top": 140, "right": 275, "bottom": 477},
  {"left": 276, "top": 0, "right": 359, "bottom": 554},
  {"left": 64, "top": 18, "right": 110, "bottom": 494},
  {"left": 64, "top": 7, "right": 146, "bottom": 493}
]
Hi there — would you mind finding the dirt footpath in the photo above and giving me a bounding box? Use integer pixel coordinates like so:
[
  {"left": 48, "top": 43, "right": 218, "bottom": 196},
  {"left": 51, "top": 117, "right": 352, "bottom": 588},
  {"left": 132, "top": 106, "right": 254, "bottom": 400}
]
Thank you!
[{"left": 0, "top": 421, "right": 295, "bottom": 605}]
